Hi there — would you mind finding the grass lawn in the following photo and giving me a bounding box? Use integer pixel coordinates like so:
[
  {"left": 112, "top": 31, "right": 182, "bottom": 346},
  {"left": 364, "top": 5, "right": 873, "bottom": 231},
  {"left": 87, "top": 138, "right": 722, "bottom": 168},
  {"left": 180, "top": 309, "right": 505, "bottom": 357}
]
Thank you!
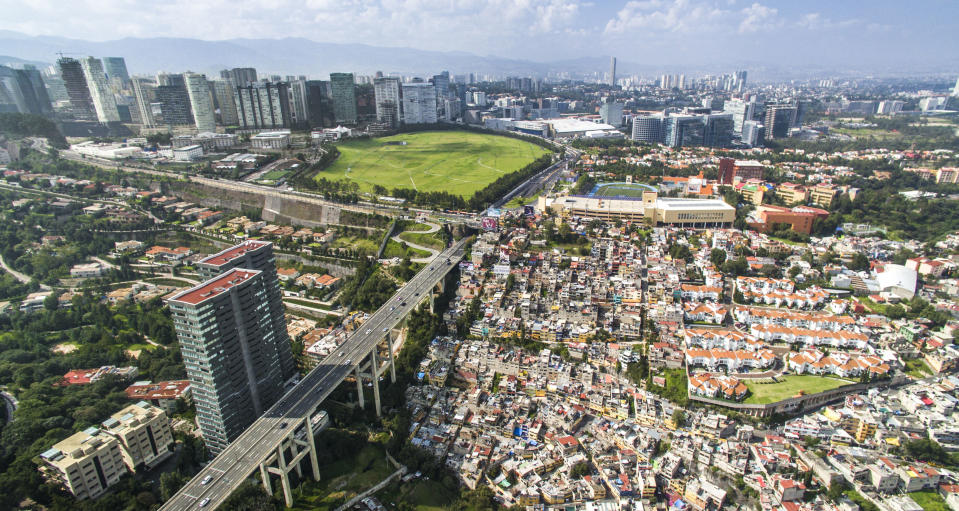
[
  {"left": 905, "top": 358, "right": 934, "bottom": 379},
  {"left": 383, "top": 240, "right": 430, "bottom": 259},
  {"left": 383, "top": 479, "right": 458, "bottom": 511},
  {"left": 329, "top": 234, "right": 380, "bottom": 254},
  {"left": 320, "top": 131, "right": 550, "bottom": 197},
  {"left": 399, "top": 230, "right": 445, "bottom": 250},
  {"left": 261, "top": 169, "right": 291, "bottom": 181},
  {"left": 126, "top": 343, "right": 158, "bottom": 352},
  {"left": 143, "top": 277, "right": 193, "bottom": 287},
  {"left": 911, "top": 490, "right": 950, "bottom": 511},
  {"left": 743, "top": 374, "right": 853, "bottom": 404}
]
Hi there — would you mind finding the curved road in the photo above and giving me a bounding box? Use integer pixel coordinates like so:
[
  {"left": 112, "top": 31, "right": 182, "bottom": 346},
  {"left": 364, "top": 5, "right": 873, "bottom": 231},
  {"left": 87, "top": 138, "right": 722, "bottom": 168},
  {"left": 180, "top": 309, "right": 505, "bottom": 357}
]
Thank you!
[
  {"left": 0, "top": 253, "right": 50, "bottom": 291},
  {"left": 392, "top": 221, "right": 442, "bottom": 263}
]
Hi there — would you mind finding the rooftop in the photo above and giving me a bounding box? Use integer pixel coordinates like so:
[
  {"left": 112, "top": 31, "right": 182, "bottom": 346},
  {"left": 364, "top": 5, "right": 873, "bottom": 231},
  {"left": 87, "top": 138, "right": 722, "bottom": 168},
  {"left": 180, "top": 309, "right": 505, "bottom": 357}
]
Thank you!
[
  {"left": 199, "top": 240, "right": 269, "bottom": 267},
  {"left": 168, "top": 268, "right": 260, "bottom": 305}
]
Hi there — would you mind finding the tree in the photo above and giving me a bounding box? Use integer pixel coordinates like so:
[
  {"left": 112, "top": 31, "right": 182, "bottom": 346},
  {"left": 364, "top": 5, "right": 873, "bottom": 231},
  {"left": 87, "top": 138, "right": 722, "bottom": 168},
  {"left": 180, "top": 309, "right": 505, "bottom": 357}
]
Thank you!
[
  {"left": 849, "top": 252, "right": 870, "bottom": 271},
  {"left": 709, "top": 248, "right": 726, "bottom": 267},
  {"left": 220, "top": 481, "right": 278, "bottom": 511},
  {"left": 160, "top": 471, "right": 188, "bottom": 500},
  {"left": 672, "top": 409, "right": 686, "bottom": 427}
]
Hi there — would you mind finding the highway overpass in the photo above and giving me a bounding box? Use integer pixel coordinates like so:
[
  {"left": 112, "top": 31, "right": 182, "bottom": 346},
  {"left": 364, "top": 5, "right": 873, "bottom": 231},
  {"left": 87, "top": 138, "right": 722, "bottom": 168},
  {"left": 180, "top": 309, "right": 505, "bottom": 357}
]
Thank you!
[{"left": 159, "top": 239, "right": 467, "bottom": 510}]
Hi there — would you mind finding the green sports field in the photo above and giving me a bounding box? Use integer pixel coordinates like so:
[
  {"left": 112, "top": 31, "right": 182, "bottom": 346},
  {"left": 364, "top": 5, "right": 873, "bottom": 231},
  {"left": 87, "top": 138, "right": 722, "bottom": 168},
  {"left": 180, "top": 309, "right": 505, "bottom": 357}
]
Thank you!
[
  {"left": 592, "top": 182, "right": 658, "bottom": 198},
  {"left": 743, "top": 374, "right": 853, "bottom": 404},
  {"left": 319, "top": 131, "right": 550, "bottom": 197}
]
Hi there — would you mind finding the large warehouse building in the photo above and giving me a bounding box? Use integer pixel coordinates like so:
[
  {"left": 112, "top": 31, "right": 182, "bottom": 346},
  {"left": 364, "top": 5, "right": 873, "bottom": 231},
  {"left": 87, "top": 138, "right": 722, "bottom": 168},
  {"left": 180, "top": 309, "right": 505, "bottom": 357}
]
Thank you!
[{"left": 539, "top": 191, "right": 736, "bottom": 227}]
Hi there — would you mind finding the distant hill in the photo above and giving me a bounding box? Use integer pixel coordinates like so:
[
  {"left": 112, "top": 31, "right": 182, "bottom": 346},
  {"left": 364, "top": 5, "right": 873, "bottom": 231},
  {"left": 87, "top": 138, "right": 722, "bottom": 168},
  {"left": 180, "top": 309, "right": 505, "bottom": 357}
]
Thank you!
[{"left": 0, "top": 54, "right": 50, "bottom": 69}]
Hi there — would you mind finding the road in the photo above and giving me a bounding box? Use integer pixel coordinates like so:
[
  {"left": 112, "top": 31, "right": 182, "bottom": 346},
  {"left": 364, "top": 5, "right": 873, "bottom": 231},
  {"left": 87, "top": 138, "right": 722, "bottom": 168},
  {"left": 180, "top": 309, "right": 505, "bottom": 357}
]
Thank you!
[
  {"left": 159, "top": 240, "right": 466, "bottom": 511},
  {"left": 0, "top": 253, "right": 50, "bottom": 291},
  {"left": 492, "top": 151, "right": 572, "bottom": 210},
  {"left": 1, "top": 390, "right": 17, "bottom": 424},
  {"left": 392, "top": 221, "right": 442, "bottom": 263}
]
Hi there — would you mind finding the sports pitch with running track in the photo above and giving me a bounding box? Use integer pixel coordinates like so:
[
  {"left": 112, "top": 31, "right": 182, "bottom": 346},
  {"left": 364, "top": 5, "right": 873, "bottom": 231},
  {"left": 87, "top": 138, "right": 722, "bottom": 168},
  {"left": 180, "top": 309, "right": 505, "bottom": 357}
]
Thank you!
[{"left": 318, "top": 131, "right": 550, "bottom": 197}]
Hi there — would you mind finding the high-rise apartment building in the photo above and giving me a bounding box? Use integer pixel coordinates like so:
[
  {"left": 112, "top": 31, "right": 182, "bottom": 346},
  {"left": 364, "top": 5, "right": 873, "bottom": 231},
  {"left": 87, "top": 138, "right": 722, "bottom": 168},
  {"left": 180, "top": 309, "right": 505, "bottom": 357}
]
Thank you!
[
  {"left": 0, "top": 65, "right": 52, "bottom": 115},
  {"left": 723, "top": 98, "right": 756, "bottom": 134},
  {"left": 154, "top": 79, "right": 194, "bottom": 126},
  {"left": 764, "top": 104, "right": 797, "bottom": 139},
  {"left": 373, "top": 76, "right": 401, "bottom": 128},
  {"left": 196, "top": 240, "right": 294, "bottom": 380},
  {"left": 329, "top": 73, "right": 357, "bottom": 124},
  {"left": 953, "top": 77, "right": 959, "bottom": 97},
  {"left": 401, "top": 83, "right": 437, "bottom": 124},
  {"left": 168, "top": 268, "right": 288, "bottom": 454},
  {"left": 131, "top": 78, "right": 156, "bottom": 128},
  {"left": 288, "top": 79, "right": 309, "bottom": 128},
  {"left": 102, "top": 57, "right": 130, "bottom": 87},
  {"left": 211, "top": 80, "right": 238, "bottom": 126},
  {"left": 233, "top": 82, "right": 292, "bottom": 129},
  {"left": 734, "top": 70, "right": 747, "bottom": 93},
  {"left": 58, "top": 57, "right": 97, "bottom": 121},
  {"left": 223, "top": 67, "right": 257, "bottom": 87},
  {"left": 184, "top": 73, "right": 216, "bottom": 132},
  {"left": 305, "top": 80, "right": 333, "bottom": 128},
  {"left": 80, "top": 57, "right": 120, "bottom": 123},
  {"left": 609, "top": 57, "right": 617, "bottom": 86},
  {"left": 742, "top": 121, "right": 764, "bottom": 146}
]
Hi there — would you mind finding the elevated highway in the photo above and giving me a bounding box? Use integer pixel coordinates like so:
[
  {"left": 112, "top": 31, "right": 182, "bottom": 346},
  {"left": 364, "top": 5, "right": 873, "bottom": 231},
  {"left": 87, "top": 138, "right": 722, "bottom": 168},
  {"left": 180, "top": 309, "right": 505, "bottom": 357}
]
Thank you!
[{"left": 160, "top": 239, "right": 467, "bottom": 510}]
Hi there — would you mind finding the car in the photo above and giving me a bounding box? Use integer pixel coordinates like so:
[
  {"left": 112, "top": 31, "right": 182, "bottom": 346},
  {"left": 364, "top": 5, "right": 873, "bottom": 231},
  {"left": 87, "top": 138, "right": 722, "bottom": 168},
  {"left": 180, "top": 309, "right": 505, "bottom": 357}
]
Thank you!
[
  {"left": 339, "top": 352, "right": 345, "bottom": 357},
  {"left": 199, "top": 498, "right": 210, "bottom": 508},
  {"left": 345, "top": 359, "right": 351, "bottom": 365},
  {"left": 382, "top": 327, "right": 388, "bottom": 332},
  {"left": 279, "top": 422, "right": 288, "bottom": 429},
  {"left": 365, "top": 329, "right": 372, "bottom": 334},
  {"left": 401, "top": 301, "right": 406, "bottom": 306},
  {"left": 414, "top": 292, "right": 419, "bottom": 296},
  {"left": 201, "top": 475, "right": 212, "bottom": 485}
]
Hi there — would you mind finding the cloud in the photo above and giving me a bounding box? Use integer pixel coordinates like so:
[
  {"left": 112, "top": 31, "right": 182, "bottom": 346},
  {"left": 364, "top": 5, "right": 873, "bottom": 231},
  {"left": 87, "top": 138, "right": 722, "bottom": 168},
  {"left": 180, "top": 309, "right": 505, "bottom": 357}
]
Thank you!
[
  {"left": 796, "top": 12, "right": 860, "bottom": 31},
  {"left": 738, "top": 3, "right": 779, "bottom": 34},
  {"left": 603, "top": 0, "right": 779, "bottom": 35}
]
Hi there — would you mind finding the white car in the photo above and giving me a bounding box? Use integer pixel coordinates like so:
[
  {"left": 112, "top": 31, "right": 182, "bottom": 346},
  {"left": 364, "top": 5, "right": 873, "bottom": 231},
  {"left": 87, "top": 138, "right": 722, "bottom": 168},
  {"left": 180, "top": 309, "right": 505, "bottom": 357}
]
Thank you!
[
  {"left": 199, "top": 498, "right": 210, "bottom": 508},
  {"left": 201, "top": 475, "right": 212, "bottom": 485}
]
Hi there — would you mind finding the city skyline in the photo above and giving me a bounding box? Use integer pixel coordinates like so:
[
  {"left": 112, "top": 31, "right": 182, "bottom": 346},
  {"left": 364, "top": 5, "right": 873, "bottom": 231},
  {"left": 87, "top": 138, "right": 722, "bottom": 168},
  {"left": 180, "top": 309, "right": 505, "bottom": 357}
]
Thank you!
[{"left": 1, "top": 0, "right": 957, "bottom": 73}]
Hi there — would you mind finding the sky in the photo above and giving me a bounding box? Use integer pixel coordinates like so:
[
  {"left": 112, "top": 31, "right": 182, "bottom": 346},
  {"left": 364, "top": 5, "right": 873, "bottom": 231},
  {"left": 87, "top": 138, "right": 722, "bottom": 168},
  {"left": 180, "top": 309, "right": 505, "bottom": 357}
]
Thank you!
[{"left": 2, "top": 0, "right": 958, "bottom": 68}]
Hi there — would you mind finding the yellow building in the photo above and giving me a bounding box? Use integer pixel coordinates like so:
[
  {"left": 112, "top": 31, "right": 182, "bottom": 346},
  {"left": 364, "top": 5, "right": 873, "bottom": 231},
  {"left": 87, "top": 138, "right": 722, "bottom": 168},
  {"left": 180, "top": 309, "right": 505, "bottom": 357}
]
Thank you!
[
  {"left": 809, "top": 185, "right": 839, "bottom": 209},
  {"left": 101, "top": 401, "right": 174, "bottom": 470},
  {"left": 776, "top": 183, "right": 809, "bottom": 205},
  {"left": 542, "top": 192, "right": 735, "bottom": 227},
  {"left": 39, "top": 428, "right": 128, "bottom": 500}
]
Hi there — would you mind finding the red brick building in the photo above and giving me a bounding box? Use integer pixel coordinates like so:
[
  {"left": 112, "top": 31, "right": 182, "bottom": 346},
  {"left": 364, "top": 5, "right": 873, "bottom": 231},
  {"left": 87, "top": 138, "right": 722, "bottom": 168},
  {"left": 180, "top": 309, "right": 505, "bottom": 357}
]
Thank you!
[
  {"left": 749, "top": 205, "right": 830, "bottom": 235},
  {"left": 718, "top": 158, "right": 764, "bottom": 185}
]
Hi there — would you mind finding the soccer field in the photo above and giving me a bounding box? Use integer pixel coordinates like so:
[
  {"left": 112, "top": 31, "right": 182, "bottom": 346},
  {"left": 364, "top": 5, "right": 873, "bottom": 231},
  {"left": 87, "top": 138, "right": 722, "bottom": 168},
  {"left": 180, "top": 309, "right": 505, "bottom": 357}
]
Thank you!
[
  {"left": 592, "top": 182, "right": 658, "bottom": 198},
  {"left": 319, "top": 131, "right": 550, "bottom": 198},
  {"left": 743, "top": 375, "right": 853, "bottom": 404}
]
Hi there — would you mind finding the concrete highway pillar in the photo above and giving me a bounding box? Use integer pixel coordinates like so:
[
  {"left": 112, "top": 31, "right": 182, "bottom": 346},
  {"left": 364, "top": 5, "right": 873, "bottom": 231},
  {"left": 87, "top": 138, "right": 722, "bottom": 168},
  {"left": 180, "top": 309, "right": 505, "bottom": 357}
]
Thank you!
[
  {"left": 276, "top": 443, "right": 294, "bottom": 508},
  {"left": 371, "top": 347, "right": 382, "bottom": 417},
  {"left": 306, "top": 417, "right": 321, "bottom": 481},
  {"left": 355, "top": 364, "right": 365, "bottom": 409},
  {"left": 259, "top": 463, "right": 272, "bottom": 495},
  {"left": 388, "top": 336, "right": 397, "bottom": 384}
]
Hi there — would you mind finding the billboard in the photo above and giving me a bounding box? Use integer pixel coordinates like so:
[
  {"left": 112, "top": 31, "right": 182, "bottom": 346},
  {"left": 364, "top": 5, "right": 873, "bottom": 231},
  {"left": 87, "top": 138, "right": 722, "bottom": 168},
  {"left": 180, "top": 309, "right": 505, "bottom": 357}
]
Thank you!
[
  {"left": 481, "top": 217, "right": 498, "bottom": 231},
  {"left": 523, "top": 205, "right": 535, "bottom": 217}
]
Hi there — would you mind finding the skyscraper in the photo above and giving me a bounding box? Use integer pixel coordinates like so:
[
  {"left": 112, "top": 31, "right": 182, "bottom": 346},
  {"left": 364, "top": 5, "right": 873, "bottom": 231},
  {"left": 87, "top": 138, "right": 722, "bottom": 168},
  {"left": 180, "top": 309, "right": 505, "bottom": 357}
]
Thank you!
[
  {"left": 329, "top": 73, "right": 357, "bottom": 124},
  {"left": 211, "top": 80, "right": 238, "bottom": 126},
  {"left": 233, "top": 82, "right": 292, "bottom": 129},
  {"left": 599, "top": 98, "right": 623, "bottom": 127},
  {"left": 167, "top": 241, "right": 294, "bottom": 455},
  {"left": 184, "top": 72, "right": 216, "bottom": 132},
  {"left": 703, "top": 113, "right": 734, "bottom": 148},
  {"left": 80, "top": 57, "right": 120, "bottom": 123},
  {"left": 723, "top": 98, "right": 756, "bottom": 134},
  {"left": 168, "top": 269, "right": 286, "bottom": 455},
  {"left": 401, "top": 83, "right": 437, "bottom": 124},
  {"left": 305, "top": 80, "right": 333, "bottom": 128},
  {"left": 102, "top": 57, "right": 130, "bottom": 86},
  {"left": 288, "top": 79, "right": 309, "bottom": 128},
  {"left": 225, "top": 67, "right": 257, "bottom": 87},
  {"left": 195, "top": 240, "right": 294, "bottom": 380},
  {"left": 373, "top": 76, "right": 401, "bottom": 128},
  {"left": 953, "top": 77, "right": 959, "bottom": 97},
  {"left": 764, "top": 104, "right": 797, "bottom": 139},
  {"left": 131, "top": 78, "right": 156, "bottom": 128},
  {"left": 431, "top": 71, "right": 450, "bottom": 99},
  {"left": 609, "top": 57, "right": 617, "bottom": 86},
  {"left": 154, "top": 75, "right": 194, "bottom": 126},
  {"left": 58, "top": 57, "right": 97, "bottom": 121},
  {"left": 664, "top": 115, "right": 704, "bottom": 147},
  {"left": 734, "top": 70, "right": 747, "bottom": 93},
  {"left": 0, "top": 66, "right": 52, "bottom": 115}
]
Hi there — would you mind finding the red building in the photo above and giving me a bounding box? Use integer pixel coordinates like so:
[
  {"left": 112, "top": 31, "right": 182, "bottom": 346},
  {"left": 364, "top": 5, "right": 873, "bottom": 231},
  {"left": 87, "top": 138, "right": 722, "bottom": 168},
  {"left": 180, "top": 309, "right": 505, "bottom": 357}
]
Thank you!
[
  {"left": 718, "top": 158, "right": 764, "bottom": 185},
  {"left": 749, "top": 205, "right": 830, "bottom": 235}
]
